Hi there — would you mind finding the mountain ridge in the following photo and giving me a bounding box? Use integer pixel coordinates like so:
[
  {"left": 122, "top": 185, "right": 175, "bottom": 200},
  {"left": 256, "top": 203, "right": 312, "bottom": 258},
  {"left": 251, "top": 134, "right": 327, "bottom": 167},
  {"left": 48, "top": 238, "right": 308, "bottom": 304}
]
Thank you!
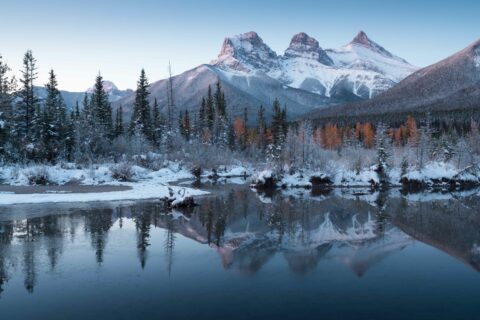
[
  {"left": 307, "top": 37, "right": 480, "bottom": 121},
  {"left": 112, "top": 30, "right": 416, "bottom": 120}
]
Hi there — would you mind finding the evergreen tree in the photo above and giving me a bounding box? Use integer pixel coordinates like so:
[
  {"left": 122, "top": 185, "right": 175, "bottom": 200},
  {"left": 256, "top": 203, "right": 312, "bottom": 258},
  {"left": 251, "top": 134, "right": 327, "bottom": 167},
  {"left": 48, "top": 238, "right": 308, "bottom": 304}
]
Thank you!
[
  {"left": 114, "top": 105, "right": 124, "bottom": 138},
  {"left": 214, "top": 81, "right": 226, "bottom": 117},
  {"left": 18, "top": 50, "right": 38, "bottom": 137},
  {"left": 64, "top": 111, "right": 76, "bottom": 161},
  {"left": 91, "top": 73, "right": 113, "bottom": 137},
  {"left": 151, "top": 98, "right": 161, "bottom": 143},
  {"left": 257, "top": 105, "right": 267, "bottom": 150},
  {"left": 74, "top": 101, "right": 81, "bottom": 121},
  {"left": 199, "top": 97, "right": 206, "bottom": 130},
  {"left": 129, "top": 69, "right": 152, "bottom": 140},
  {"left": 0, "top": 54, "right": 15, "bottom": 157},
  {"left": 12, "top": 50, "right": 39, "bottom": 159},
  {"left": 205, "top": 85, "right": 214, "bottom": 130},
  {"left": 242, "top": 107, "right": 248, "bottom": 149},
  {"left": 375, "top": 123, "right": 390, "bottom": 185},
  {"left": 183, "top": 110, "right": 191, "bottom": 141},
  {"left": 43, "top": 69, "right": 66, "bottom": 162},
  {"left": 271, "top": 98, "right": 284, "bottom": 146},
  {"left": 212, "top": 81, "right": 229, "bottom": 147}
]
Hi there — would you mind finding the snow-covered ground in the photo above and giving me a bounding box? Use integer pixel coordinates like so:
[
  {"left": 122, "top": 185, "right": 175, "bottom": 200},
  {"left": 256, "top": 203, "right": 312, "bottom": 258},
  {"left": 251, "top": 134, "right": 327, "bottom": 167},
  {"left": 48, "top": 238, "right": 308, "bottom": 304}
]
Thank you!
[
  {"left": 251, "top": 162, "right": 480, "bottom": 190},
  {"left": 0, "top": 163, "right": 207, "bottom": 205}
]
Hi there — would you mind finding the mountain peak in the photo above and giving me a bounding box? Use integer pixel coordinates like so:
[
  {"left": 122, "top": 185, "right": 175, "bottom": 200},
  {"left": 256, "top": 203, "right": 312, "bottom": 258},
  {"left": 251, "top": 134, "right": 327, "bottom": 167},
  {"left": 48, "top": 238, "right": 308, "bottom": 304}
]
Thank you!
[
  {"left": 86, "top": 80, "right": 119, "bottom": 94},
  {"left": 289, "top": 32, "right": 320, "bottom": 50},
  {"left": 351, "top": 31, "right": 371, "bottom": 47},
  {"left": 213, "top": 31, "right": 278, "bottom": 73},
  {"left": 285, "top": 32, "right": 333, "bottom": 65},
  {"left": 346, "top": 30, "right": 408, "bottom": 62}
]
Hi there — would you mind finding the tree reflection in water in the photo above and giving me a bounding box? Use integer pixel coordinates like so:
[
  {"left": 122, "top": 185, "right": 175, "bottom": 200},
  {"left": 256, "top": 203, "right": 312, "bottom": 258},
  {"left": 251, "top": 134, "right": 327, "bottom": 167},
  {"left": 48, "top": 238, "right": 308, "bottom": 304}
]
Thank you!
[{"left": 0, "top": 185, "right": 479, "bottom": 296}]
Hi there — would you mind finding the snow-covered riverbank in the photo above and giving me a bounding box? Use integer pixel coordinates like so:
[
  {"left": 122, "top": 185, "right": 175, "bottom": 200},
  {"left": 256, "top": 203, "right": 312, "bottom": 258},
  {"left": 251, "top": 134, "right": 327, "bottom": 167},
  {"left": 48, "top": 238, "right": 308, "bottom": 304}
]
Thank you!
[
  {"left": 0, "top": 163, "right": 208, "bottom": 205},
  {"left": 251, "top": 162, "right": 480, "bottom": 190}
]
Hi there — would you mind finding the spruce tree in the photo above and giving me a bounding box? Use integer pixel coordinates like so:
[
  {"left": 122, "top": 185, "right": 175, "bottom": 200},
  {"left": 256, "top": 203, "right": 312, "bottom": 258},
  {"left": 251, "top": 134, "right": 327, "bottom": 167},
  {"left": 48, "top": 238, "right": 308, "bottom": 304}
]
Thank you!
[
  {"left": 213, "top": 81, "right": 229, "bottom": 147},
  {"left": 206, "top": 85, "right": 214, "bottom": 130},
  {"left": 129, "top": 69, "right": 151, "bottom": 140},
  {"left": 64, "top": 111, "right": 76, "bottom": 161},
  {"left": 257, "top": 105, "right": 267, "bottom": 150},
  {"left": 199, "top": 97, "right": 206, "bottom": 130},
  {"left": 375, "top": 123, "right": 390, "bottom": 185},
  {"left": 91, "top": 73, "right": 112, "bottom": 137},
  {"left": 114, "top": 105, "right": 124, "bottom": 138},
  {"left": 151, "top": 98, "right": 161, "bottom": 143},
  {"left": 243, "top": 107, "right": 248, "bottom": 149},
  {"left": 0, "top": 54, "right": 15, "bottom": 157},
  {"left": 214, "top": 81, "right": 226, "bottom": 117},
  {"left": 43, "top": 69, "right": 66, "bottom": 162},
  {"left": 74, "top": 101, "right": 81, "bottom": 121},
  {"left": 13, "top": 50, "right": 39, "bottom": 159},
  {"left": 18, "top": 50, "right": 38, "bottom": 137},
  {"left": 183, "top": 110, "right": 191, "bottom": 141},
  {"left": 271, "top": 98, "right": 283, "bottom": 146}
]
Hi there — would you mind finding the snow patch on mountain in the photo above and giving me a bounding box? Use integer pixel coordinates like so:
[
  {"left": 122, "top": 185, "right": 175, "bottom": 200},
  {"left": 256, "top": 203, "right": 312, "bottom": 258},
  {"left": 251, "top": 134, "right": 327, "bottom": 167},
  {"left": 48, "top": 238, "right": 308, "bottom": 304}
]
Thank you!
[
  {"left": 212, "top": 31, "right": 418, "bottom": 100},
  {"left": 212, "top": 31, "right": 279, "bottom": 74},
  {"left": 327, "top": 41, "right": 417, "bottom": 82}
]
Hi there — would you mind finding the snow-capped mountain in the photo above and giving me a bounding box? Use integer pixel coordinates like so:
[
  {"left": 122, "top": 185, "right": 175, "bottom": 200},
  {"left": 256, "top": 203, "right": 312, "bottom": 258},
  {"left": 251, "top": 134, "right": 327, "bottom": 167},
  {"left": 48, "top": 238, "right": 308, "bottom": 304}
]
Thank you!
[
  {"left": 114, "top": 31, "right": 417, "bottom": 120},
  {"left": 212, "top": 31, "right": 417, "bottom": 99},
  {"left": 86, "top": 80, "right": 133, "bottom": 102},
  {"left": 310, "top": 37, "right": 480, "bottom": 119}
]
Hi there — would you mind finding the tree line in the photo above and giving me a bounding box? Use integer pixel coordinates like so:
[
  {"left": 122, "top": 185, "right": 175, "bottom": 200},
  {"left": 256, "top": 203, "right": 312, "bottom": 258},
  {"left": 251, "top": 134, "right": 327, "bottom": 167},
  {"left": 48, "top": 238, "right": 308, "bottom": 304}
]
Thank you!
[{"left": 0, "top": 51, "right": 289, "bottom": 164}]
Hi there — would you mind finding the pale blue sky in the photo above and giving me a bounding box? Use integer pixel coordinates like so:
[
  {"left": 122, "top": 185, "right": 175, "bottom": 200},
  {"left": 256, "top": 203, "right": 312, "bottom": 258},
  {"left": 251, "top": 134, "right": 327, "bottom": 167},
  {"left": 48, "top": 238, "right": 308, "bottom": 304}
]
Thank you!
[{"left": 1, "top": 0, "right": 479, "bottom": 91}]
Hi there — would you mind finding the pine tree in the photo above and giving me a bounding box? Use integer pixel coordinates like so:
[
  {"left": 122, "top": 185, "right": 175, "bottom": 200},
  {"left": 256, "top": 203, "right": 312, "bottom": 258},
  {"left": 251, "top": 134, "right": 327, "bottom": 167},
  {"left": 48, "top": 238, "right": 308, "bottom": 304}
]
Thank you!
[
  {"left": 183, "top": 110, "right": 191, "bottom": 141},
  {"left": 64, "top": 111, "right": 76, "bottom": 161},
  {"left": 206, "top": 85, "right": 214, "bottom": 130},
  {"left": 43, "top": 69, "right": 66, "bottom": 162},
  {"left": 114, "top": 105, "right": 124, "bottom": 138},
  {"left": 257, "top": 105, "right": 267, "bottom": 150},
  {"left": 213, "top": 81, "right": 229, "bottom": 148},
  {"left": 12, "top": 50, "right": 39, "bottom": 159},
  {"left": 199, "top": 97, "right": 206, "bottom": 130},
  {"left": 151, "top": 98, "right": 161, "bottom": 143},
  {"left": 271, "top": 98, "right": 283, "bottom": 146},
  {"left": 91, "top": 73, "right": 113, "bottom": 138},
  {"left": 129, "top": 69, "right": 152, "bottom": 140},
  {"left": 375, "top": 123, "right": 390, "bottom": 185},
  {"left": 0, "top": 54, "right": 15, "bottom": 157},
  {"left": 74, "top": 101, "right": 81, "bottom": 121},
  {"left": 18, "top": 50, "right": 38, "bottom": 138},
  {"left": 214, "top": 81, "right": 226, "bottom": 117},
  {"left": 178, "top": 110, "right": 184, "bottom": 137},
  {"left": 243, "top": 107, "right": 248, "bottom": 149}
]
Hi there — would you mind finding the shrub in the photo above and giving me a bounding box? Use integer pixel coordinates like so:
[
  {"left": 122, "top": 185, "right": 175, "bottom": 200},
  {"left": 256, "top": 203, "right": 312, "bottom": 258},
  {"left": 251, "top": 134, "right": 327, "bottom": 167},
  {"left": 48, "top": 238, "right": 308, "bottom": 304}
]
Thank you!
[
  {"left": 26, "top": 166, "right": 51, "bottom": 185},
  {"left": 110, "top": 163, "right": 135, "bottom": 182}
]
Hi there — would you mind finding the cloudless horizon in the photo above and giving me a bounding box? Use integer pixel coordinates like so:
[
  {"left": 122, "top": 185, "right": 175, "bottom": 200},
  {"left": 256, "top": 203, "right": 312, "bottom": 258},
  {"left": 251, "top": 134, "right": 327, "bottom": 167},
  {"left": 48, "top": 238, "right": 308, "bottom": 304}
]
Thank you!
[{"left": 1, "top": 0, "right": 479, "bottom": 91}]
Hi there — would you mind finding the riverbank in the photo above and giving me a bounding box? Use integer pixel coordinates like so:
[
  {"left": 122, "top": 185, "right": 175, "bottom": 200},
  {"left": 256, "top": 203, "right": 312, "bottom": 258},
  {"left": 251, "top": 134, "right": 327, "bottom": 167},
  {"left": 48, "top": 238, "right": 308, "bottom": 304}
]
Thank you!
[{"left": 0, "top": 162, "right": 208, "bottom": 205}]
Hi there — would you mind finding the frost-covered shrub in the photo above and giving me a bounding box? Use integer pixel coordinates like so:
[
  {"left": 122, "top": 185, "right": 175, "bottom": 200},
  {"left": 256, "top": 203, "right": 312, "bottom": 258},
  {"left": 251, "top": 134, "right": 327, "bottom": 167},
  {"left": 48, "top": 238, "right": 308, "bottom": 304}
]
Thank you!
[
  {"left": 26, "top": 166, "right": 51, "bottom": 185},
  {"left": 110, "top": 163, "right": 135, "bottom": 182}
]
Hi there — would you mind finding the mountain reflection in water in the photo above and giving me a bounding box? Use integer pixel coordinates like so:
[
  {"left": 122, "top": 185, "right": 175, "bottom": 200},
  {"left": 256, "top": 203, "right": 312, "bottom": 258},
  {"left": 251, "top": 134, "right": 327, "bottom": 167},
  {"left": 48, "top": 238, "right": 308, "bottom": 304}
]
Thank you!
[{"left": 1, "top": 185, "right": 479, "bottom": 297}]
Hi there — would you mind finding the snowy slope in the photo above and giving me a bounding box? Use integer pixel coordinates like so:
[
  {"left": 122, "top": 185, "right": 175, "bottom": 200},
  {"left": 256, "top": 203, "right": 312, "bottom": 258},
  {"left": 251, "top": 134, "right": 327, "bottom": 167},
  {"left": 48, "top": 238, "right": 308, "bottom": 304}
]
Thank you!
[
  {"left": 114, "top": 31, "right": 417, "bottom": 121},
  {"left": 213, "top": 31, "right": 418, "bottom": 100},
  {"left": 310, "top": 37, "right": 480, "bottom": 119}
]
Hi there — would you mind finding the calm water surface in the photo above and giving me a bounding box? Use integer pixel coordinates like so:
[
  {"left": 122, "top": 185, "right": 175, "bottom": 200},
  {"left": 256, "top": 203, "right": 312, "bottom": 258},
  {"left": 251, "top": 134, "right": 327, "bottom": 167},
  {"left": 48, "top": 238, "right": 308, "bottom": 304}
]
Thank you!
[{"left": 0, "top": 182, "right": 479, "bottom": 320}]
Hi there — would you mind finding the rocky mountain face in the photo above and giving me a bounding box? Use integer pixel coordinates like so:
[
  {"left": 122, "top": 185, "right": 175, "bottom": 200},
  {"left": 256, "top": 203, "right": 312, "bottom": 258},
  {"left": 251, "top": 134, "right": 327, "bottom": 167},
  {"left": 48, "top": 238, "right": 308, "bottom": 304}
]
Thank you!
[
  {"left": 114, "top": 31, "right": 416, "bottom": 121},
  {"left": 309, "top": 38, "right": 480, "bottom": 120},
  {"left": 212, "top": 31, "right": 417, "bottom": 101}
]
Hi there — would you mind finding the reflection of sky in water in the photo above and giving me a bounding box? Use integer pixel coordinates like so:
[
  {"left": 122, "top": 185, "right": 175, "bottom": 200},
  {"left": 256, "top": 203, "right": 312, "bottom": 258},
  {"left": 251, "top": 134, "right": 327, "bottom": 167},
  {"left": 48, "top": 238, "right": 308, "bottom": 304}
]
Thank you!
[{"left": 1, "top": 185, "right": 480, "bottom": 320}]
